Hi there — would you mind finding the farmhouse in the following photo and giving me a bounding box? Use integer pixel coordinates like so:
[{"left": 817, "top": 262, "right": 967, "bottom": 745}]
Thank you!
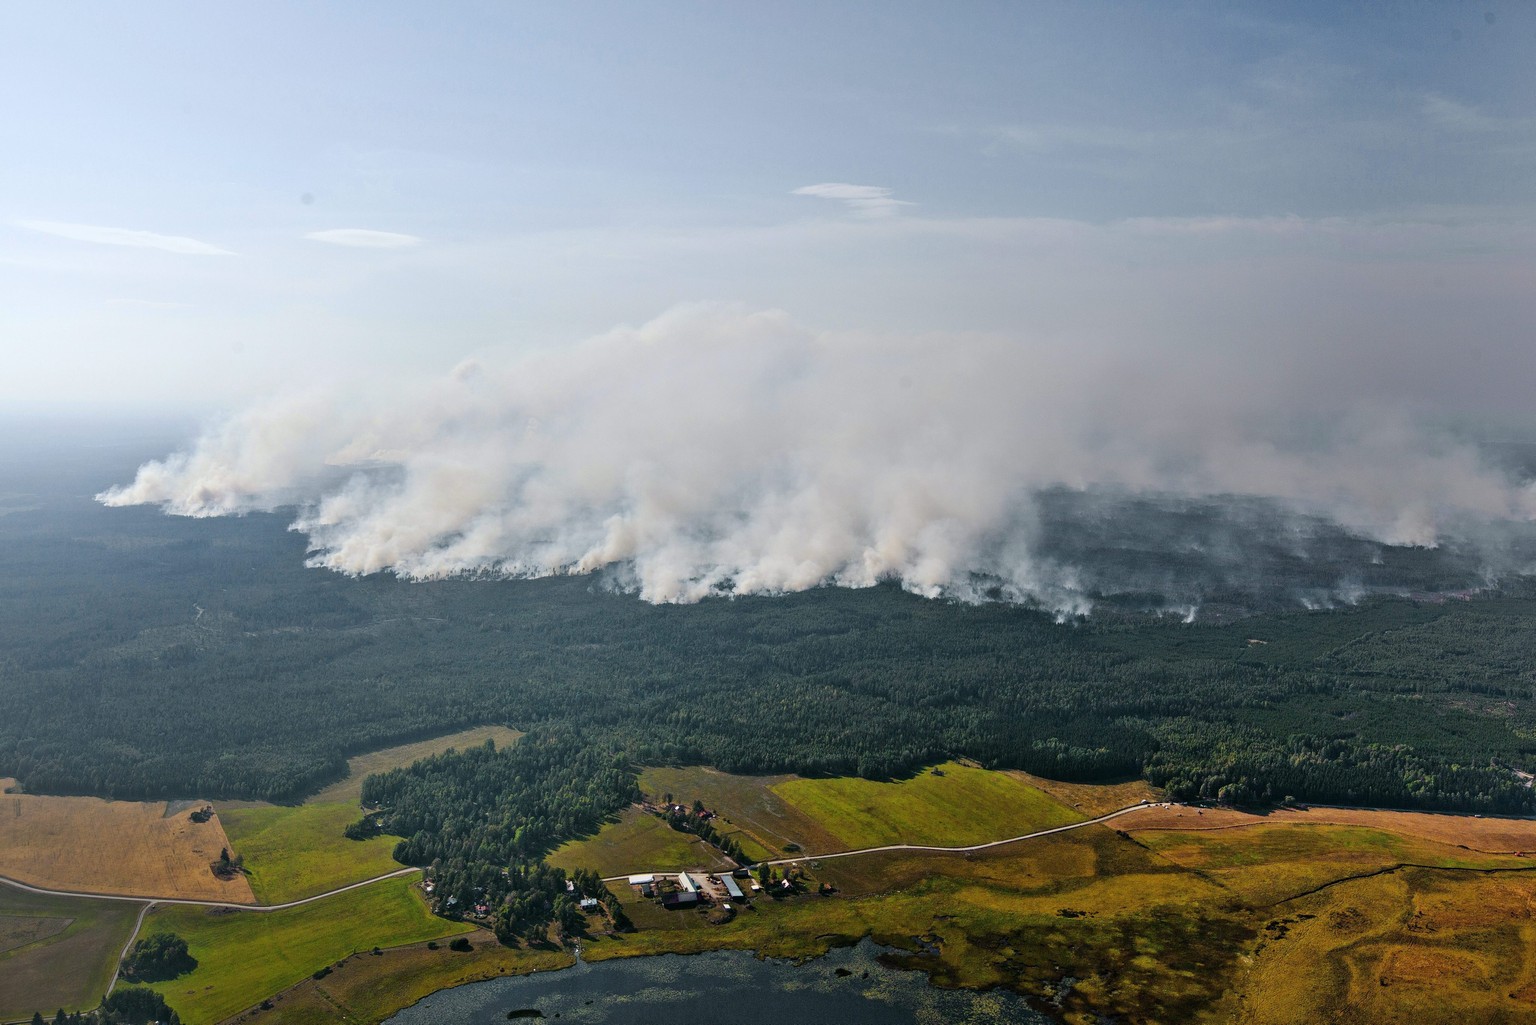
[
  {"left": 662, "top": 890, "right": 699, "bottom": 909},
  {"left": 677, "top": 871, "right": 699, "bottom": 893},
  {"left": 579, "top": 896, "right": 600, "bottom": 911}
]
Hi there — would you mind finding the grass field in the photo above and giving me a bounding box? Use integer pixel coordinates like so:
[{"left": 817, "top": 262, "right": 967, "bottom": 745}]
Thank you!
[
  {"left": 770, "top": 760, "right": 1085, "bottom": 850},
  {"left": 305, "top": 725, "right": 524, "bottom": 806},
  {"left": 221, "top": 929, "right": 573, "bottom": 1025},
  {"left": 638, "top": 765, "right": 842, "bottom": 862},
  {"left": 0, "top": 778, "right": 253, "bottom": 903},
  {"left": 143, "top": 875, "right": 472, "bottom": 1024},
  {"left": 215, "top": 802, "right": 403, "bottom": 905},
  {"left": 1124, "top": 801, "right": 1536, "bottom": 852},
  {"left": 547, "top": 805, "right": 734, "bottom": 877},
  {"left": 0, "top": 886, "right": 144, "bottom": 1020}
]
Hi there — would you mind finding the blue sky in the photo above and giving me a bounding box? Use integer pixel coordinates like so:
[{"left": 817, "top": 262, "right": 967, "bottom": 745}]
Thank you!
[{"left": 2, "top": 2, "right": 1532, "bottom": 414}]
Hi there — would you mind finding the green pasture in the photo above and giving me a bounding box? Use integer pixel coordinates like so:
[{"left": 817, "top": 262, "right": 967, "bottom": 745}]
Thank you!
[
  {"left": 216, "top": 801, "right": 402, "bottom": 904},
  {"left": 144, "top": 875, "right": 470, "bottom": 1024},
  {"left": 0, "top": 887, "right": 143, "bottom": 1020}
]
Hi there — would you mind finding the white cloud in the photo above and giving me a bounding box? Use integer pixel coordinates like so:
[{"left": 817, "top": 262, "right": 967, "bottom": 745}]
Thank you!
[
  {"left": 791, "top": 183, "right": 912, "bottom": 218},
  {"left": 305, "top": 228, "right": 423, "bottom": 249},
  {"left": 17, "top": 220, "right": 233, "bottom": 255}
]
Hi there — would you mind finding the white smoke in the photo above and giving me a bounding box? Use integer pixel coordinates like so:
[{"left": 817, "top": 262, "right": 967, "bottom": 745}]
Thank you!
[{"left": 99, "top": 303, "right": 1536, "bottom": 609}]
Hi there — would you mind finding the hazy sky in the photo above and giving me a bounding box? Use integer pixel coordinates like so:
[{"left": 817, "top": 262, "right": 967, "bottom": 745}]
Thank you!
[{"left": 3, "top": 2, "right": 1532, "bottom": 416}]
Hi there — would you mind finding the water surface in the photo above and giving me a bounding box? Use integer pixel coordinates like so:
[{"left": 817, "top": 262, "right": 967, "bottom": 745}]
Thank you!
[{"left": 385, "top": 939, "right": 1049, "bottom": 1025}]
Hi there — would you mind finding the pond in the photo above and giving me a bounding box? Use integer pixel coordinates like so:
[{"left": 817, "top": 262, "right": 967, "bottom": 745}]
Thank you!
[{"left": 384, "top": 938, "right": 1051, "bottom": 1024}]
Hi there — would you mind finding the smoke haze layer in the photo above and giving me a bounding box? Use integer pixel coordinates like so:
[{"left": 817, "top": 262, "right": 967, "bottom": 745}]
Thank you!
[{"left": 99, "top": 305, "right": 1536, "bottom": 613}]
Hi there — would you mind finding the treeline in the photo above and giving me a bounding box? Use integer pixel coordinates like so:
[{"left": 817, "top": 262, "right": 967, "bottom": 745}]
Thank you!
[
  {"left": 359, "top": 732, "right": 637, "bottom": 939},
  {"left": 27, "top": 989, "right": 180, "bottom": 1025}
]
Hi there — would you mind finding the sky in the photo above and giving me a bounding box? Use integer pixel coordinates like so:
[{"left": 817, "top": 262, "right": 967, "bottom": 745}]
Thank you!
[{"left": 3, "top": 1, "right": 1533, "bottom": 416}]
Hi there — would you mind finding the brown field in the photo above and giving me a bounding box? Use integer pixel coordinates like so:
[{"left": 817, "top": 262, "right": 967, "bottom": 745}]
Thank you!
[
  {"left": 1123, "top": 802, "right": 1536, "bottom": 853},
  {"left": 0, "top": 887, "right": 144, "bottom": 1020},
  {"left": 0, "top": 778, "right": 254, "bottom": 903},
  {"left": 1004, "top": 770, "right": 1161, "bottom": 817},
  {"left": 305, "top": 725, "right": 525, "bottom": 806}
]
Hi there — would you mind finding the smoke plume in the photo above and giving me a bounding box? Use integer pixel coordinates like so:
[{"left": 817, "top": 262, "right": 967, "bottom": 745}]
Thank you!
[{"left": 99, "top": 304, "right": 1536, "bottom": 614}]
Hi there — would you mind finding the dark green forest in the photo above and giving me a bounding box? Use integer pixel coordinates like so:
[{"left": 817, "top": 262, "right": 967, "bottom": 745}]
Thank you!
[{"left": 4, "top": 435, "right": 1536, "bottom": 821}]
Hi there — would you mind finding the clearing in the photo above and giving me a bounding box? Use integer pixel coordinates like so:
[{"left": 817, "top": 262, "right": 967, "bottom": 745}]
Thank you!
[
  {"left": 549, "top": 805, "right": 736, "bottom": 877},
  {"left": 304, "top": 725, "right": 524, "bottom": 806},
  {"left": 214, "top": 802, "right": 404, "bottom": 905},
  {"left": 0, "top": 886, "right": 143, "bottom": 1020},
  {"left": 0, "top": 778, "right": 253, "bottom": 903},
  {"left": 770, "top": 760, "right": 1085, "bottom": 851},
  {"left": 216, "top": 726, "right": 522, "bottom": 905}
]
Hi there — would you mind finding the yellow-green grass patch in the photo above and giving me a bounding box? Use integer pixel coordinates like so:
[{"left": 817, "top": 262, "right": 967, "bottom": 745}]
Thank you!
[
  {"left": 548, "top": 806, "right": 733, "bottom": 878},
  {"left": 305, "top": 725, "right": 524, "bottom": 806},
  {"left": 637, "top": 765, "right": 842, "bottom": 862},
  {"left": 215, "top": 802, "right": 402, "bottom": 904},
  {"left": 0, "top": 887, "right": 144, "bottom": 1020},
  {"left": 144, "top": 875, "right": 471, "bottom": 1024},
  {"left": 232, "top": 929, "right": 573, "bottom": 1025},
  {"left": 771, "top": 761, "right": 1084, "bottom": 851}
]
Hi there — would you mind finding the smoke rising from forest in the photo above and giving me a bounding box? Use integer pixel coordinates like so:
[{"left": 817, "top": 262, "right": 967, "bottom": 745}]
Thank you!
[{"left": 99, "top": 304, "right": 1536, "bottom": 614}]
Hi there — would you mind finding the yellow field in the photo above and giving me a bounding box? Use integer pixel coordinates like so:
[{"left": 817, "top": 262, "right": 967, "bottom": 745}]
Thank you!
[
  {"left": 0, "top": 778, "right": 253, "bottom": 903},
  {"left": 305, "top": 725, "right": 524, "bottom": 806},
  {"left": 1125, "top": 801, "right": 1536, "bottom": 852},
  {"left": 771, "top": 760, "right": 1085, "bottom": 850}
]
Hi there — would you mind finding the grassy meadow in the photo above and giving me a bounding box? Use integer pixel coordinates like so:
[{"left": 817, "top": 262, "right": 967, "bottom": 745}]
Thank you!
[
  {"left": 770, "top": 760, "right": 1086, "bottom": 850},
  {"left": 144, "top": 875, "right": 471, "bottom": 1024},
  {"left": 547, "top": 805, "right": 734, "bottom": 878},
  {"left": 215, "top": 802, "right": 403, "bottom": 904}
]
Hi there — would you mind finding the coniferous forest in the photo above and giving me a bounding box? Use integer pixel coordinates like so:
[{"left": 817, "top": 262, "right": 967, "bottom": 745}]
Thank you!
[{"left": 4, "top": 441, "right": 1536, "bottom": 823}]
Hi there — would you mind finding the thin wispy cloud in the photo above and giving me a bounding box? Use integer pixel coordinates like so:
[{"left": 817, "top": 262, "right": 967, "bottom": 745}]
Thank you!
[
  {"left": 1421, "top": 95, "right": 1527, "bottom": 136},
  {"left": 305, "top": 228, "right": 422, "bottom": 249},
  {"left": 17, "top": 220, "right": 233, "bottom": 255},
  {"left": 792, "top": 183, "right": 912, "bottom": 218}
]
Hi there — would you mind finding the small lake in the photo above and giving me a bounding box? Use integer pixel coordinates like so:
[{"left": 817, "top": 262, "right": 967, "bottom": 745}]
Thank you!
[{"left": 384, "top": 939, "right": 1050, "bottom": 1024}]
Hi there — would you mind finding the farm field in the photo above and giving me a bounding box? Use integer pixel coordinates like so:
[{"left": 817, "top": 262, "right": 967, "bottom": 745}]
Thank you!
[
  {"left": 638, "top": 765, "right": 841, "bottom": 862},
  {"left": 214, "top": 802, "right": 403, "bottom": 905},
  {"left": 1123, "top": 801, "right": 1536, "bottom": 852},
  {"left": 548, "top": 805, "right": 733, "bottom": 878},
  {"left": 143, "top": 875, "right": 471, "bottom": 1025},
  {"left": 0, "top": 778, "right": 253, "bottom": 903},
  {"left": 218, "top": 929, "right": 573, "bottom": 1025},
  {"left": 0, "top": 886, "right": 143, "bottom": 1020},
  {"left": 305, "top": 725, "right": 524, "bottom": 806},
  {"left": 770, "top": 760, "right": 1086, "bottom": 850}
]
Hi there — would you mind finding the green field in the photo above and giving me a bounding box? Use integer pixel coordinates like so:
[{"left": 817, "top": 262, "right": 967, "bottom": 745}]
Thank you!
[
  {"left": 144, "top": 875, "right": 472, "bottom": 1024},
  {"left": 771, "top": 760, "right": 1085, "bottom": 851},
  {"left": 0, "top": 887, "right": 144, "bottom": 1020},
  {"left": 216, "top": 802, "right": 403, "bottom": 904},
  {"left": 548, "top": 806, "right": 733, "bottom": 877}
]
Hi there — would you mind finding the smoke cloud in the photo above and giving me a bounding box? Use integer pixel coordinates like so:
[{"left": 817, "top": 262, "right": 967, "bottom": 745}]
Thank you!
[{"left": 99, "top": 304, "right": 1536, "bottom": 614}]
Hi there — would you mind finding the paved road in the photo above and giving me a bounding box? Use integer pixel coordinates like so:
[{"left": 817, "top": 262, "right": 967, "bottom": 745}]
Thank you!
[
  {"left": 0, "top": 865, "right": 421, "bottom": 911},
  {"left": 601, "top": 801, "right": 1154, "bottom": 882}
]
